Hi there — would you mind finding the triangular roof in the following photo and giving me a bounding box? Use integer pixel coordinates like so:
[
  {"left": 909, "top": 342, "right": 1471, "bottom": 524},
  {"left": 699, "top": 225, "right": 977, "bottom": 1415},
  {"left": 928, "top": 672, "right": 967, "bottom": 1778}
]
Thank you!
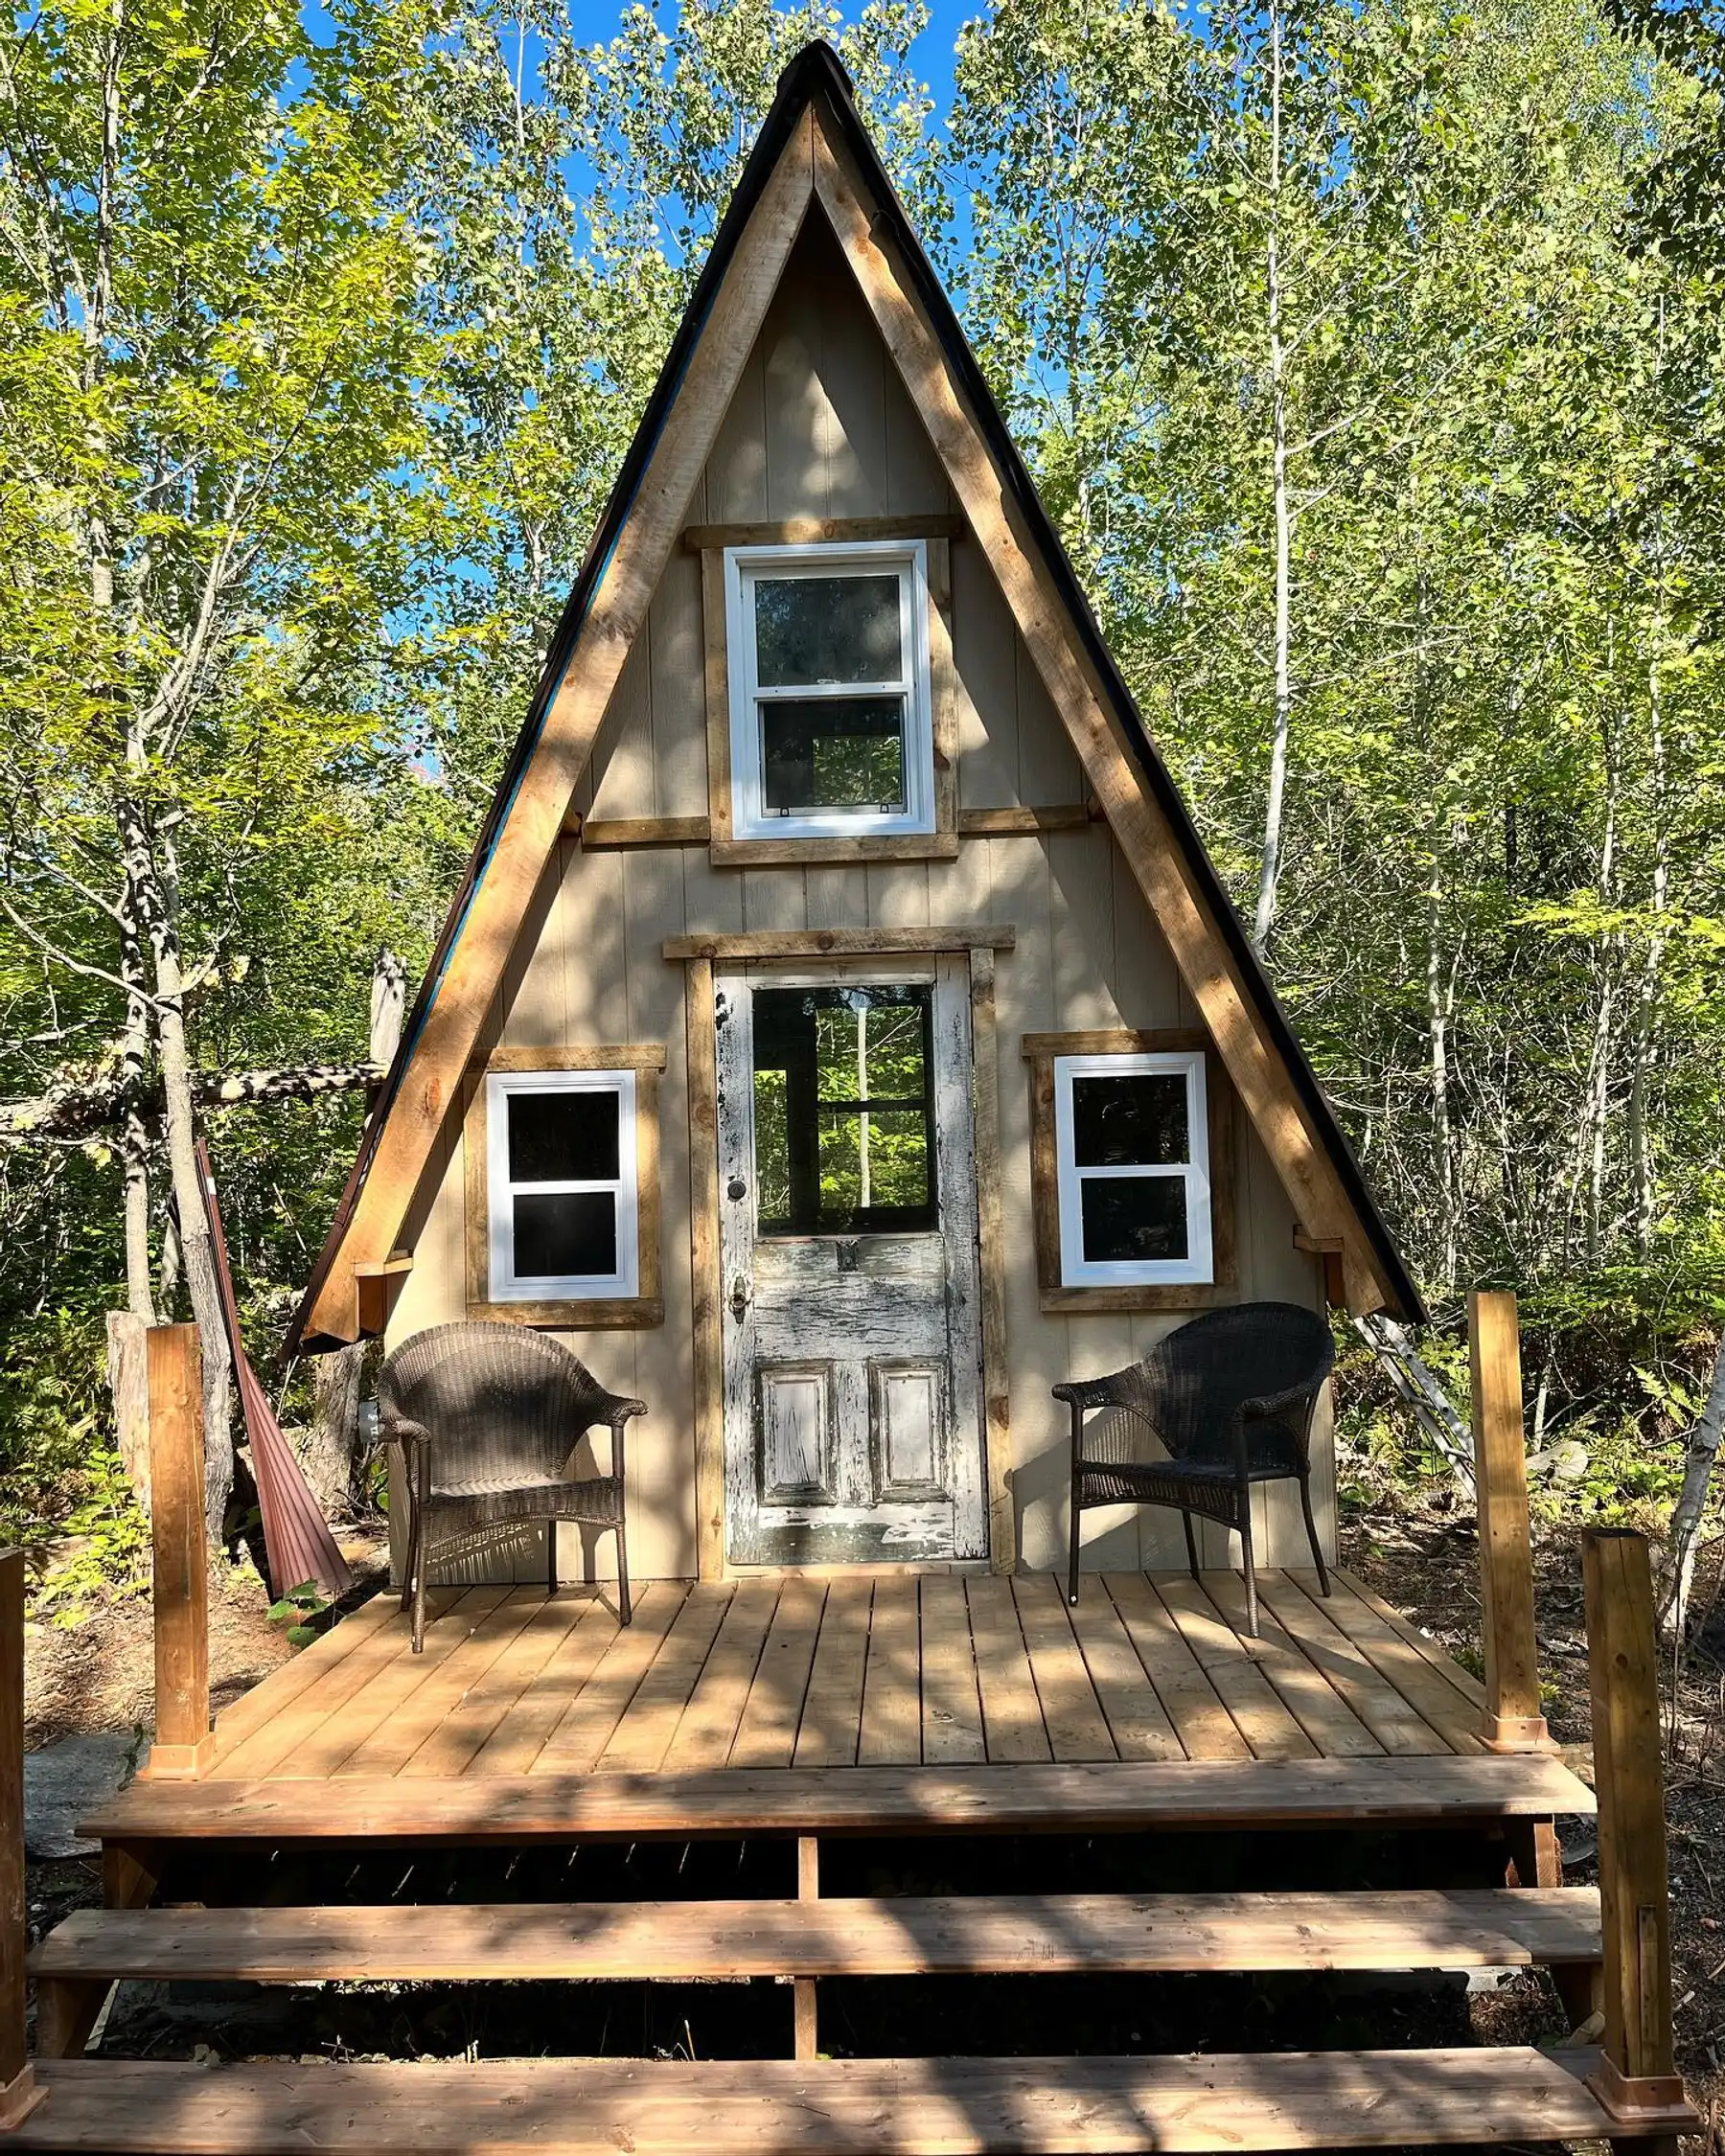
[{"left": 288, "top": 42, "right": 1422, "bottom": 1352}]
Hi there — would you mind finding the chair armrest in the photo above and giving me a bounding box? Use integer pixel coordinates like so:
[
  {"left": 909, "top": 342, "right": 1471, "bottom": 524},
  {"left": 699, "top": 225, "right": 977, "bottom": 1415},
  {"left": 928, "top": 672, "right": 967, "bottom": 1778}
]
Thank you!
[
  {"left": 580, "top": 1391, "right": 648, "bottom": 1431},
  {"left": 1240, "top": 1374, "right": 1326, "bottom": 1423},
  {"left": 379, "top": 1412, "right": 431, "bottom": 1456},
  {"left": 1053, "top": 1374, "right": 1124, "bottom": 1412}
]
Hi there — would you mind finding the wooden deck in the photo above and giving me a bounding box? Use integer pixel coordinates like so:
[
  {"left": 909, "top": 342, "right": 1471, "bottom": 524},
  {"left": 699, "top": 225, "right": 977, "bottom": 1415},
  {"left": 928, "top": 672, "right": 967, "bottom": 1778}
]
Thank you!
[{"left": 179, "top": 1569, "right": 1514, "bottom": 1785}]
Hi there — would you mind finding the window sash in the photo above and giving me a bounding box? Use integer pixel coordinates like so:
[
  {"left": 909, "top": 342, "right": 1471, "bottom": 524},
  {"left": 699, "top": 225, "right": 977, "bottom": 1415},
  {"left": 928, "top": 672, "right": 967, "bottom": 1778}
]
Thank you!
[
  {"left": 1052, "top": 1051, "right": 1213, "bottom": 1286},
  {"left": 486, "top": 1069, "right": 639, "bottom": 1300},
  {"left": 725, "top": 540, "right": 933, "bottom": 839}
]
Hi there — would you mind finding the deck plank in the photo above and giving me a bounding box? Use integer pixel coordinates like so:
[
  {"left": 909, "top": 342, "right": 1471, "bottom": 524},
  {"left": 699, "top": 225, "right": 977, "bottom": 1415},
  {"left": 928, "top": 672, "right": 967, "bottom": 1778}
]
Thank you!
[
  {"left": 794, "top": 1577, "right": 873, "bottom": 1768},
  {"left": 218, "top": 1592, "right": 506, "bottom": 1782},
  {"left": 333, "top": 1593, "right": 546, "bottom": 1778},
  {"left": 1331, "top": 1568, "right": 1491, "bottom": 1707},
  {"left": 1197, "top": 1572, "right": 1384, "bottom": 1759},
  {"left": 1254, "top": 1572, "right": 1454, "bottom": 1756},
  {"left": 917, "top": 1575, "right": 985, "bottom": 1765},
  {"left": 964, "top": 1575, "right": 1050, "bottom": 1763},
  {"left": 1101, "top": 1574, "right": 1247, "bottom": 1760},
  {"left": 857, "top": 1575, "right": 922, "bottom": 1766},
  {"left": 1150, "top": 1576, "right": 1320, "bottom": 1762},
  {"left": 531, "top": 1583, "right": 690, "bottom": 1775},
  {"left": 15, "top": 2048, "right": 1647, "bottom": 2153},
  {"left": 399, "top": 1594, "right": 599, "bottom": 1779},
  {"left": 1065, "top": 1588, "right": 1184, "bottom": 1761},
  {"left": 1009, "top": 1575, "right": 1116, "bottom": 1762},
  {"left": 32, "top": 1888, "right": 1605, "bottom": 1982},
  {"left": 594, "top": 1585, "right": 735, "bottom": 1774},
  {"left": 731, "top": 1579, "right": 828, "bottom": 1769},
  {"left": 463, "top": 1595, "right": 627, "bottom": 1775},
  {"left": 206, "top": 1596, "right": 399, "bottom": 1757},
  {"left": 662, "top": 1579, "right": 779, "bottom": 1772},
  {"left": 1285, "top": 1573, "right": 1486, "bottom": 1755},
  {"left": 82, "top": 1753, "right": 1598, "bottom": 1844}
]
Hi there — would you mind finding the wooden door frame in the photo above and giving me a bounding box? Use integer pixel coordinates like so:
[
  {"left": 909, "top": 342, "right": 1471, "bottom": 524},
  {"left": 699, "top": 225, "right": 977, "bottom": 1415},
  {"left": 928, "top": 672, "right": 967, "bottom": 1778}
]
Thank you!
[{"left": 679, "top": 939, "right": 1013, "bottom": 1582}]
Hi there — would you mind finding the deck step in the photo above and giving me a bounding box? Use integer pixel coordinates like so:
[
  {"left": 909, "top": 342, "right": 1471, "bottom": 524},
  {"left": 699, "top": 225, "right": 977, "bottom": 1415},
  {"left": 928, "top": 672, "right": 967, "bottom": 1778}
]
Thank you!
[
  {"left": 31, "top": 1889, "right": 1602, "bottom": 1985},
  {"left": 84, "top": 1754, "right": 1595, "bottom": 1846},
  {"left": 12, "top": 2047, "right": 1691, "bottom": 2151}
]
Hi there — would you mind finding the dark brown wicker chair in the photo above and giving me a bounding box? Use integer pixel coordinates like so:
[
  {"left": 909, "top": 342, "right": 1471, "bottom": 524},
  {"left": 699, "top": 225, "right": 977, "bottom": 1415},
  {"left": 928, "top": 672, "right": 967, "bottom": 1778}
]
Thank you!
[
  {"left": 1055, "top": 1301, "right": 1335, "bottom": 1636},
  {"left": 378, "top": 1320, "right": 644, "bottom": 1651}
]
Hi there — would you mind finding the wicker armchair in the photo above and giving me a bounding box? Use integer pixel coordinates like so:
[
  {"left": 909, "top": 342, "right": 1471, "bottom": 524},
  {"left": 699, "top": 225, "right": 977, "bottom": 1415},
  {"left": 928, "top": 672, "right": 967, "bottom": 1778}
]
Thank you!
[
  {"left": 1055, "top": 1302, "right": 1334, "bottom": 1636},
  {"left": 378, "top": 1321, "right": 644, "bottom": 1651}
]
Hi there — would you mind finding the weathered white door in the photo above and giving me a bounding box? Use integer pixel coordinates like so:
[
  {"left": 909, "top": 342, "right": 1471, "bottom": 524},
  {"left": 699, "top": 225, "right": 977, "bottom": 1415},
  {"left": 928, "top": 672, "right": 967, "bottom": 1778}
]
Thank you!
[{"left": 715, "top": 957, "right": 987, "bottom": 1565}]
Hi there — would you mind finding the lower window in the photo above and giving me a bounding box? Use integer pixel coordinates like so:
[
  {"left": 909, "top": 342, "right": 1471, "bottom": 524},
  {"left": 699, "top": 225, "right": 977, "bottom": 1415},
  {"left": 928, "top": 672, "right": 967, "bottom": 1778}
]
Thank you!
[
  {"left": 485, "top": 1069, "right": 639, "bottom": 1301},
  {"left": 1052, "top": 1049, "right": 1214, "bottom": 1288}
]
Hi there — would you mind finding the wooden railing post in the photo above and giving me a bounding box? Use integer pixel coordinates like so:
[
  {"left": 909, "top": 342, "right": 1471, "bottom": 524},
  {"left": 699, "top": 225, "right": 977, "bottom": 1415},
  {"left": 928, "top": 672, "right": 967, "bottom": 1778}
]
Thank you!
[
  {"left": 1467, "top": 1290, "right": 1552, "bottom": 1752},
  {"left": 0, "top": 1548, "right": 46, "bottom": 2126},
  {"left": 1581, "top": 1527, "right": 1696, "bottom": 2138},
  {"left": 145, "top": 1324, "right": 214, "bottom": 1779}
]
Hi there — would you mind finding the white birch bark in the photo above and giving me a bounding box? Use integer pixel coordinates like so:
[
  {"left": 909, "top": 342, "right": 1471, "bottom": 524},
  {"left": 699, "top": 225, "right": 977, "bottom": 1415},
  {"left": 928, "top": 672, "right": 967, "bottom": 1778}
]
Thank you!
[
  {"left": 1665, "top": 1333, "right": 1725, "bottom": 1638},
  {"left": 1253, "top": 0, "right": 1292, "bottom": 956}
]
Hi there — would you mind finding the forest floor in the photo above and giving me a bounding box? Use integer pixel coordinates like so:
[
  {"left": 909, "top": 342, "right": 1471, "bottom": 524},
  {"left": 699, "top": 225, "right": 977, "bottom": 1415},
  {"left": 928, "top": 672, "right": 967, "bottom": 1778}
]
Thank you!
[{"left": 16, "top": 1502, "right": 1725, "bottom": 2149}]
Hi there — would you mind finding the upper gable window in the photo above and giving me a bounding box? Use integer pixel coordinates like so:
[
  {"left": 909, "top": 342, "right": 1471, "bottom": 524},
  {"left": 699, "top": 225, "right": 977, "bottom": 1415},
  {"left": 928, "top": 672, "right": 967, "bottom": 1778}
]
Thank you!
[{"left": 724, "top": 541, "right": 933, "bottom": 840}]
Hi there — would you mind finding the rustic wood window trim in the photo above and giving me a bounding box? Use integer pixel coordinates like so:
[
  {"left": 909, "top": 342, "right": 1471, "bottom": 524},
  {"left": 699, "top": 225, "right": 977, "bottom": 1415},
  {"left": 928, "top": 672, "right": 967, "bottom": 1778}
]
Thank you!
[
  {"left": 1022, "top": 1028, "right": 1238, "bottom": 1315},
  {"left": 700, "top": 534, "right": 959, "bottom": 866},
  {"left": 463, "top": 1044, "right": 665, "bottom": 1329}
]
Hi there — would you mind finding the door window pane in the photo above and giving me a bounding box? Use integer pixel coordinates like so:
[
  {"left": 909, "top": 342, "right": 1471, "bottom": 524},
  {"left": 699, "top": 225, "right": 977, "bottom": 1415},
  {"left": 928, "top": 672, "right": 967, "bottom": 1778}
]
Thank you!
[
  {"left": 752, "top": 985, "right": 936, "bottom": 1234},
  {"left": 1071, "top": 1072, "right": 1189, "bottom": 1166},
  {"left": 513, "top": 1190, "right": 618, "bottom": 1279},
  {"left": 507, "top": 1089, "right": 619, "bottom": 1183},
  {"left": 1079, "top": 1175, "right": 1188, "bottom": 1264},
  {"left": 760, "top": 696, "right": 907, "bottom": 814},
  {"left": 754, "top": 574, "right": 902, "bottom": 684}
]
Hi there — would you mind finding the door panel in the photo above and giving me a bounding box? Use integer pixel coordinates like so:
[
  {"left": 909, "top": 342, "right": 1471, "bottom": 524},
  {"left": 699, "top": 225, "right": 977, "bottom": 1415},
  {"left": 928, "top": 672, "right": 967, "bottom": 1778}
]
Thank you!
[{"left": 717, "top": 957, "right": 987, "bottom": 1566}]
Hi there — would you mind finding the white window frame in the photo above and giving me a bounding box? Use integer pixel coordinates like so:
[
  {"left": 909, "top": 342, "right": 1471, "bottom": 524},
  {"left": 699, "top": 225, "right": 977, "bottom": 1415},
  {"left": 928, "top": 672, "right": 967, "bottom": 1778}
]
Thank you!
[
  {"left": 485, "top": 1068, "right": 639, "bottom": 1302},
  {"left": 1052, "top": 1050, "right": 1213, "bottom": 1288},
  {"left": 724, "top": 539, "right": 934, "bottom": 841}
]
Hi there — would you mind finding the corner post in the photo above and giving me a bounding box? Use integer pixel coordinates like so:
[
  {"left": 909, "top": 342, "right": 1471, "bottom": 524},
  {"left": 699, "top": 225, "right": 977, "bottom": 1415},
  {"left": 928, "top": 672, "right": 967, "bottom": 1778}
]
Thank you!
[
  {"left": 1467, "top": 1289, "right": 1551, "bottom": 1752},
  {"left": 0, "top": 1548, "right": 46, "bottom": 2126},
  {"left": 1581, "top": 1527, "right": 1695, "bottom": 2141},
  {"left": 145, "top": 1324, "right": 214, "bottom": 1779}
]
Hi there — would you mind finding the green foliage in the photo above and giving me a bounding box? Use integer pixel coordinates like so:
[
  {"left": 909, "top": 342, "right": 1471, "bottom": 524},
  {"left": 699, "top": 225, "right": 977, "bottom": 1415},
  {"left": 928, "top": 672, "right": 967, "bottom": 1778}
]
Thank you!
[{"left": 266, "top": 1578, "right": 333, "bottom": 1650}]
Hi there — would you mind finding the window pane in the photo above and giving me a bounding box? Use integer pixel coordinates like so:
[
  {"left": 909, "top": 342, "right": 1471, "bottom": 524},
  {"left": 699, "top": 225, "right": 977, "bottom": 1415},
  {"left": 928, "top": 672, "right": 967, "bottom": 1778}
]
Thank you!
[
  {"left": 752, "top": 985, "right": 935, "bottom": 1233},
  {"left": 508, "top": 1089, "right": 619, "bottom": 1183},
  {"left": 1079, "top": 1175, "right": 1188, "bottom": 1264},
  {"left": 752, "top": 1067, "right": 792, "bottom": 1223},
  {"left": 1071, "top": 1072, "right": 1189, "bottom": 1166},
  {"left": 513, "top": 1190, "right": 617, "bottom": 1278},
  {"left": 760, "top": 696, "right": 907, "bottom": 814},
  {"left": 754, "top": 573, "right": 902, "bottom": 685}
]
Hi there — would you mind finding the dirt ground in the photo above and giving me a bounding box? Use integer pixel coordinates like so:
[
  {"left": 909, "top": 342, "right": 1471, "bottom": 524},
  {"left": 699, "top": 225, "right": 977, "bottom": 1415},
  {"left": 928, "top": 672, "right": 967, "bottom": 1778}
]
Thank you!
[{"left": 18, "top": 1505, "right": 1725, "bottom": 2148}]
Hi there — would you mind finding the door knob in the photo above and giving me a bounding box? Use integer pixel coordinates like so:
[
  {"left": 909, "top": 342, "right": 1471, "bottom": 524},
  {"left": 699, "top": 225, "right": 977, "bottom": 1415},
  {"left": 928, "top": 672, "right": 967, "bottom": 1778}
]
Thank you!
[{"left": 730, "top": 1277, "right": 749, "bottom": 1320}]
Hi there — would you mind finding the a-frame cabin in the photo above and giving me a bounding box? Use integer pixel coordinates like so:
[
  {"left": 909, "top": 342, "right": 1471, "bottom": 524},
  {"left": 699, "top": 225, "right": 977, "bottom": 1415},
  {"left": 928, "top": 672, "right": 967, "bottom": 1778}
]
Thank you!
[
  {"left": 288, "top": 39, "right": 1421, "bottom": 1594},
  {"left": 7, "top": 46, "right": 1695, "bottom": 2156}
]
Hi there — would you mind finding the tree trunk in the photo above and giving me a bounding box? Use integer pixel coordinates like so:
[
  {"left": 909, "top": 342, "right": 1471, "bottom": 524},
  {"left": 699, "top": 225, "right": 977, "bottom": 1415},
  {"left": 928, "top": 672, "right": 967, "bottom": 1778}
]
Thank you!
[
  {"left": 1253, "top": 0, "right": 1292, "bottom": 957},
  {"left": 121, "top": 795, "right": 233, "bottom": 1541},
  {"left": 304, "top": 950, "right": 406, "bottom": 1512},
  {"left": 104, "top": 1309, "right": 150, "bottom": 1506},
  {"left": 1628, "top": 641, "right": 1668, "bottom": 1251},
  {"left": 1664, "top": 1330, "right": 1725, "bottom": 1639}
]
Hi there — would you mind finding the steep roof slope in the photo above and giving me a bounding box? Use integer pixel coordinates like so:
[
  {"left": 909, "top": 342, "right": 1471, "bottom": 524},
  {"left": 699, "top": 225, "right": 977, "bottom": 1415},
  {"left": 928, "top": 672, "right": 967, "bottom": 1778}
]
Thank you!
[{"left": 288, "top": 41, "right": 1422, "bottom": 1351}]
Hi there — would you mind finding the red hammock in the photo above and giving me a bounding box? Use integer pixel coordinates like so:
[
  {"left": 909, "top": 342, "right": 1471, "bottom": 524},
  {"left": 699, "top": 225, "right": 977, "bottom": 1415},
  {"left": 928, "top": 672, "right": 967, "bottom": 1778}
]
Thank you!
[{"left": 196, "top": 1139, "right": 353, "bottom": 1600}]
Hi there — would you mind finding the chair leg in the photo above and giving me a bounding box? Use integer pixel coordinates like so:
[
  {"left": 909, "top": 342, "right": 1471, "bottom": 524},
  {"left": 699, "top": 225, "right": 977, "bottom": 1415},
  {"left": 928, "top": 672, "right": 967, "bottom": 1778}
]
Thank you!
[
  {"left": 1298, "top": 1470, "right": 1331, "bottom": 1596},
  {"left": 412, "top": 1540, "right": 426, "bottom": 1654},
  {"left": 1181, "top": 1510, "right": 1201, "bottom": 1584},
  {"left": 1239, "top": 1503, "right": 1259, "bottom": 1638},
  {"left": 547, "top": 1518, "right": 558, "bottom": 1597},
  {"left": 615, "top": 1518, "right": 632, "bottom": 1627},
  {"left": 1068, "top": 1487, "right": 1082, "bottom": 1606}
]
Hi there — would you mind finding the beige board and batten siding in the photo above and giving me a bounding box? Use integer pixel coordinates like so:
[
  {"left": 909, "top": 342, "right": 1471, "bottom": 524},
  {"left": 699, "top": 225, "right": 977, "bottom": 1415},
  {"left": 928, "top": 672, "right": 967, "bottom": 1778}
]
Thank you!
[{"left": 387, "top": 215, "right": 1331, "bottom": 1583}]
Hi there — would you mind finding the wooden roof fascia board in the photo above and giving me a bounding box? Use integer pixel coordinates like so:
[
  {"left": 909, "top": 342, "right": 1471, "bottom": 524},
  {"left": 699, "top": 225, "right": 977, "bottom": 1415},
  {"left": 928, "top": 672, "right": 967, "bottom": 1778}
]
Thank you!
[
  {"left": 294, "top": 114, "right": 818, "bottom": 1347},
  {"left": 802, "top": 92, "right": 1416, "bottom": 1323}
]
